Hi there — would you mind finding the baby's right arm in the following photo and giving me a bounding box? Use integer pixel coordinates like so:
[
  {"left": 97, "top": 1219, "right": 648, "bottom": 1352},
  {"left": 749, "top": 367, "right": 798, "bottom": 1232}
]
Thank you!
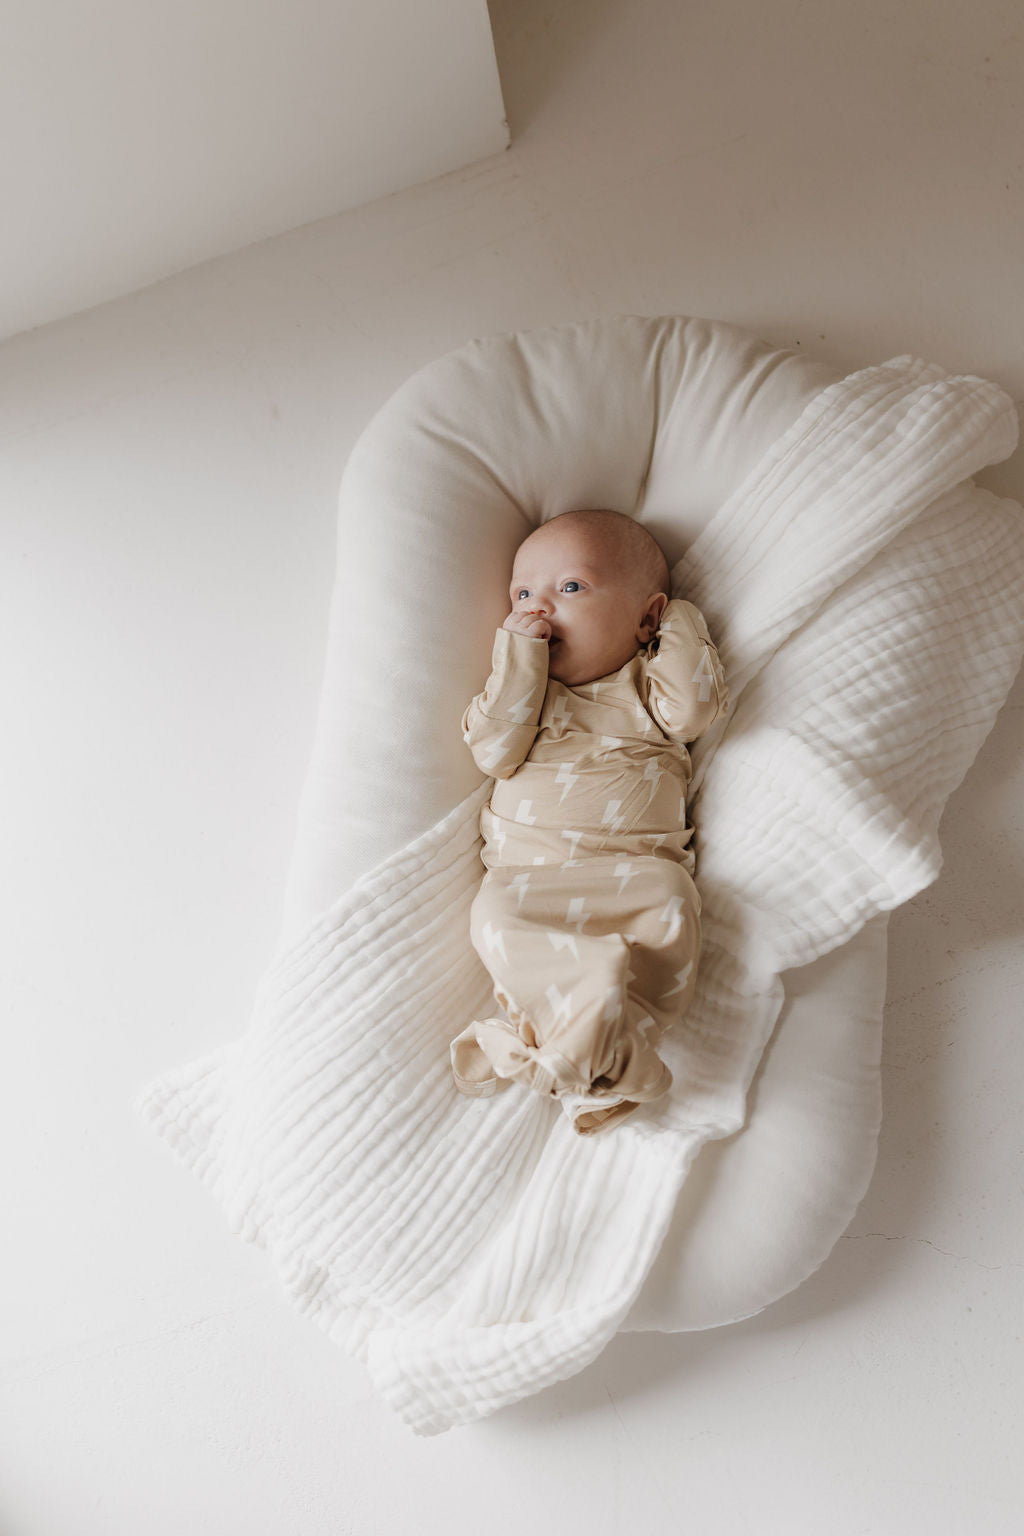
[{"left": 461, "top": 627, "right": 550, "bottom": 778}]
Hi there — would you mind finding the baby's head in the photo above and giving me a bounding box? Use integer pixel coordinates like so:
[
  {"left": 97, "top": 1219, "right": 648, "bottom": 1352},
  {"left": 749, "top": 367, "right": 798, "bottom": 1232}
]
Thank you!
[{"left": 508, "top": 509, "right": 671, "bottom": 686}]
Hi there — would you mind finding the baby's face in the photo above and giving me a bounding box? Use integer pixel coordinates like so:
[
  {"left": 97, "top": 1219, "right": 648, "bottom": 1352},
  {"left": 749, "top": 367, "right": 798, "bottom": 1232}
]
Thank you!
[{"left": 508, "top": 523, "right": 663, "bottom": 686}]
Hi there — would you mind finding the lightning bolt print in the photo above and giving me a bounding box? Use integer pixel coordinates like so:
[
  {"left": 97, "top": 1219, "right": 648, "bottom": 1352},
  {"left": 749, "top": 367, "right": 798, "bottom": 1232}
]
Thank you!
[
  {"left": 661, "top": 960, "right": 694, "bottom": 1000},
  {"left": 545, "top": 983, "right": 573, "bottom": 1027},
  {"left": 634, "top": 1011, "right": 659, "bottom": 1042},
  {"left": 505, "top": 688, "right": 540, "bottom": 724},
  {"left": 600, "top": 985, "right": 624, "bottom": 1026},
  {"left": 561, "top": 830, "right": 584, "bottom": 866},
  {"left": 659, "top": 895, "right": 685, "bottom": 944},
  {"left": 489, "top": 819, "right": 508, "bottom": 860},
  {"left": 555, "top": 762, "right": 579, "bottom": 803},
  {"left": 481, "top": 921, "right": 508, "bottom": 965},
  {"left": 614, "top": 860, "right": 637, "bottom": 896},
  {"left": 642, "top": 757, "right": 665, "bottom": 807},
  {"left": 480, "top": 731, "right": 515, "bottom": 772},
  {"left": 548, "top": 694, "right": 574, "bottom": 731},
  {"left": 602, "top": 799, "right": 625, "bottom": 834},
  {"left": 692, "top": 646, "right": 715, "bottom": 703}
]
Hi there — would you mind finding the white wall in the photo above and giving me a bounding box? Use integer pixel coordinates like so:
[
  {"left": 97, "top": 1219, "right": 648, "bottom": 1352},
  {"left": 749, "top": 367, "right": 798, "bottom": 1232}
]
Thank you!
[
  {"left": 0, "top": 0, "right": 507, "bottom": 340},
  {"left": 2, "top": 0, "right": 1023, "bottom": 1531}
]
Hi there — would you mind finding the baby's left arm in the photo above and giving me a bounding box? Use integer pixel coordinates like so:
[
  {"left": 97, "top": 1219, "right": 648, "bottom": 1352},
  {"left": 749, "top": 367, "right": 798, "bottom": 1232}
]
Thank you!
[{"left": 644, "top": 598, "right": 728, "bottom": 742}]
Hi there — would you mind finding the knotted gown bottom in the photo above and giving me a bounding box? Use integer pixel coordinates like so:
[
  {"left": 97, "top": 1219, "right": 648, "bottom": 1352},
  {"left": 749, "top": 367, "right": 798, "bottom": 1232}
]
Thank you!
[{"left": 451, "top": 810, "right": 702, "bottom": 1135}]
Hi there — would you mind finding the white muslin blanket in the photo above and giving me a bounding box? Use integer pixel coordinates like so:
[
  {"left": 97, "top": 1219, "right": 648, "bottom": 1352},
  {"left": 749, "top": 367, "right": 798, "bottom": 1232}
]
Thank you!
[{"left": 138, "top": 356, "right": 1024, "bottom": 1435}]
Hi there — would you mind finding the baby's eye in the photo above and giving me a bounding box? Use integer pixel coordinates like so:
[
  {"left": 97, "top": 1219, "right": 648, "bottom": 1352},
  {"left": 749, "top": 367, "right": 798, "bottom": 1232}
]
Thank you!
[
  {"left": 515, "top": 588, "right": 529, "bottom": 601},
  {"left": 562, "top": 581, "right": 581, "bottom": 593}
]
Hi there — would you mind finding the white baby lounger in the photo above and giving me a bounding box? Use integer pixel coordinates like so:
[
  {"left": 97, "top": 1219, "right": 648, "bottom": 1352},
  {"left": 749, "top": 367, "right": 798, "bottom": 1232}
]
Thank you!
[{"left": 139, "top": 315, "right": 1024, "bottom": 1433}]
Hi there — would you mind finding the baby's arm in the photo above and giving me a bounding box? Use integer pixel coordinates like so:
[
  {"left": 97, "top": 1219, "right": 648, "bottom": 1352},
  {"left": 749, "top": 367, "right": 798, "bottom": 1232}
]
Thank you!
[
  {"left": 644, "top": 598, "right": 728, "bottom": 742},
  {"left": 461, "top": 626, "right": 550, "bottom": 778}
]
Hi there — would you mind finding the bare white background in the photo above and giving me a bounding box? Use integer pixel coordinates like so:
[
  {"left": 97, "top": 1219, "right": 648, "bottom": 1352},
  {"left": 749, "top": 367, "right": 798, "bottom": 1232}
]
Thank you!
[
  {"left": 2, "top": 1, "right": 1022, "bottom": 1531},
  {"left": 0, "top": 0, "right": 507, "bottom": 338}
]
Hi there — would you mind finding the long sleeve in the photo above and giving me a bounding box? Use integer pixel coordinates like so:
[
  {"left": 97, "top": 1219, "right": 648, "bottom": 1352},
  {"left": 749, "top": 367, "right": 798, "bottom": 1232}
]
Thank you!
[
  {"left": 643, "top": 598, "right": 728, "bottom": 743},
  {"left": 461, "top": 627, "right": 550, "bottom": 779}
]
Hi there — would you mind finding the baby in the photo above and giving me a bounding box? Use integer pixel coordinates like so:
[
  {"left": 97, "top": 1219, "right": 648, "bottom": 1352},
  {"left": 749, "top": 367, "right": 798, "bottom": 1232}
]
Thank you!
[{"left": 449, "top": 508, "right": 727, "bottom": 1135}]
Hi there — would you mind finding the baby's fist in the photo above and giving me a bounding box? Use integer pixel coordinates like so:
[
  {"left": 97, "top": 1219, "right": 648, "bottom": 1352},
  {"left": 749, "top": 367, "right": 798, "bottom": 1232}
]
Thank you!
[{"left": 503, "top": 612, "right": 551, "bottom": 641}]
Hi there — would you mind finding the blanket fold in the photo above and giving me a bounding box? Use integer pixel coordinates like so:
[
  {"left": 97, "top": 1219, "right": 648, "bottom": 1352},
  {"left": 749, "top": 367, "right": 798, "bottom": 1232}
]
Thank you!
[{"left": 138, "top": 356, "right": 1024, "bottom": 1435}]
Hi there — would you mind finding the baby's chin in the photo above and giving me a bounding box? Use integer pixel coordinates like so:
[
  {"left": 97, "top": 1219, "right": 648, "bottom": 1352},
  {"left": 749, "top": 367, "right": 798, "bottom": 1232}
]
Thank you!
[{"left": 548, "top": 641, "right": 621, "bottom": 687}]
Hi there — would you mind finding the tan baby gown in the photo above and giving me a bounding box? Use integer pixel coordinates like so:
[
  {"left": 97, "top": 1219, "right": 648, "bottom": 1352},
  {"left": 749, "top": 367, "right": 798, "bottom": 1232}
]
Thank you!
[{"left": 450, "top": 597, "right": 728, "bottom": 1135}]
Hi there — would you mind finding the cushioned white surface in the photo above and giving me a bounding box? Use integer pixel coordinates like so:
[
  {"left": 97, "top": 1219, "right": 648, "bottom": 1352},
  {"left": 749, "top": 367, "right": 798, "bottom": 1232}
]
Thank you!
[
  {"left": 139, "top": 317, "right": 1024, "bottom": 1434},
  {"left": 275, "top": 315, "right": 876, "bottom": 1332},
  {"left": 623, "top": 913, "right": 887, "bottom": 1330}
]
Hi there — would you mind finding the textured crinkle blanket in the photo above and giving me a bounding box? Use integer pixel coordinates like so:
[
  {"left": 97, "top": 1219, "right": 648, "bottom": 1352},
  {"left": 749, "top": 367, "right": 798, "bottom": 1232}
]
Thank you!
[{"left": 138, "top": 356, "right": 1024, "bottom": 1436}]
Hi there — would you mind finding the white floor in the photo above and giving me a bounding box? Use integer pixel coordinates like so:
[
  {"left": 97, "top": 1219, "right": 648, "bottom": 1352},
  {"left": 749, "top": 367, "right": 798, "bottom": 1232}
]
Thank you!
[{"left": 2, "top": 2, "right": 1023, "bottom": 1532}]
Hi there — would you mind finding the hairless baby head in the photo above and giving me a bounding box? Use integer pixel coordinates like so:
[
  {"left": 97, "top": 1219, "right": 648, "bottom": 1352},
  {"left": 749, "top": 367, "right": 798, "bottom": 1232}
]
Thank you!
[{"left": 507, "top": 509, "right": 671, "bottom": 686}]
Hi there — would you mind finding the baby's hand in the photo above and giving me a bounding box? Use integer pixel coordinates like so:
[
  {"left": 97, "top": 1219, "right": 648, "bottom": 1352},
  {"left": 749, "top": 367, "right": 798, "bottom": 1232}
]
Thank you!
[{"left": 503, "top": 612, "right": 552, "bottom": 641}]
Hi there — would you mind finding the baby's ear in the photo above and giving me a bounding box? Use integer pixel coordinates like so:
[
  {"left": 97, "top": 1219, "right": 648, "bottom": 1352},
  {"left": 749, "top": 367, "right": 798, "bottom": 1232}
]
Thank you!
[{"left": 644, "top": 592, "right": 669, "bottom": 634}]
